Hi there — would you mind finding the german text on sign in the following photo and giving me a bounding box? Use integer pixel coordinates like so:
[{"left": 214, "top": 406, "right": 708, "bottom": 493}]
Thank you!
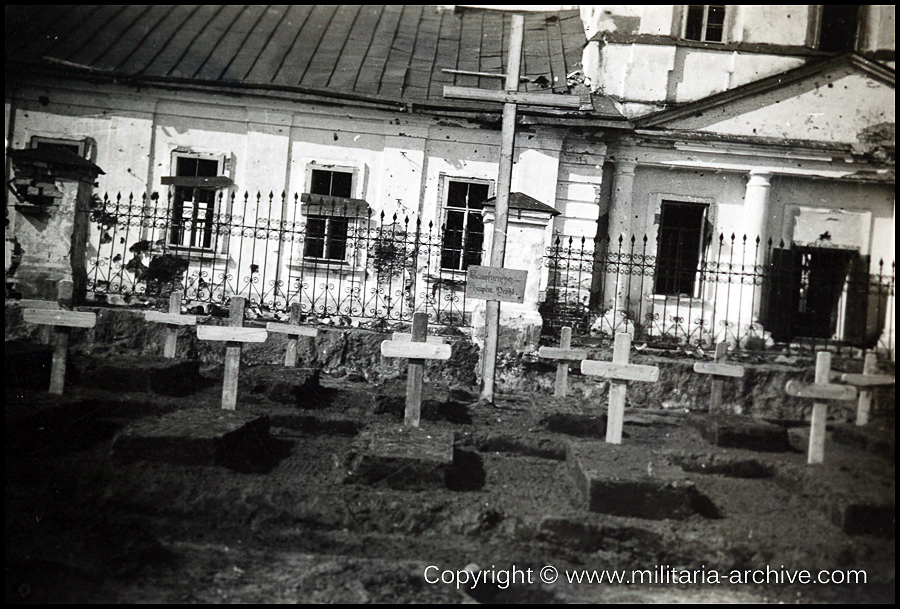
[{"left": 465, "top": 265, "right": 527, "bottom": 304}]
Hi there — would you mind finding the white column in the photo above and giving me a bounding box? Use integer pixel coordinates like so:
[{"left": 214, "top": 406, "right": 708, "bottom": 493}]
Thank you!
[
  {"left": 742, "top": 170, "right": 772, "bottom": 248},
  {"left": 603, "top": 160, "right": 637, "bottom": 331},
  {"left": 741, "top": 170, "right": 773, "bottom": 337},
  {"left": 609, "top": 160, "right": 636, "bottom": 245},
  {"left": 881, "top": 199, "right": 895, "bottom": 361}
]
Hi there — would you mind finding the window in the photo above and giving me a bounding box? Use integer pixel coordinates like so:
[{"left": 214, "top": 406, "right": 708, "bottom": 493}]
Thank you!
[
  {"left": 301, "top": 168, "right": 358, "bottom": 262},
  {"left": 654, "top": 201, "right": 710, "bottom": 296},
  {"left": 817, "top": 5, "right": 859, "bottom": 52},
  {"left": 440, "top": 179, "right": 488, "bottom": 271},
  {"left": 684, "top": 5, "right": 725, "bottom": 43},
  {"left": 304, "top": 216, "right": 349, "bottom": 261},
  {"left": 310, "top": 168, "right": 352, "bottom": 199},
  {"left": 162, "top": 154, "right": 231, "bottom": 250},
  {"left": 30, "top": 136, "right": 90, "bottom": 159}
]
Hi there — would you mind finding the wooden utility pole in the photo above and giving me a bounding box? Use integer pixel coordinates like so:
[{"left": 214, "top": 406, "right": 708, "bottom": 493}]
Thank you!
[{"left": 443, "top": 12, "right": 590, "bottom": 403}]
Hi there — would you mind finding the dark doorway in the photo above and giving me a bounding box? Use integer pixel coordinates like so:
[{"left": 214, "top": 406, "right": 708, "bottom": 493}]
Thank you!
[
  {"left": 793, "top": 248, "right": 854, "bottom": 339},
  {"left": 764, "top": 247, "right": 864, "bottom": 342}
]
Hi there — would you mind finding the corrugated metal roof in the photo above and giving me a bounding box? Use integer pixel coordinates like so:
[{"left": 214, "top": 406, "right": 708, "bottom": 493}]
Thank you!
[{"left": 6, "top": 5, "right": 621, "bottom": 118}]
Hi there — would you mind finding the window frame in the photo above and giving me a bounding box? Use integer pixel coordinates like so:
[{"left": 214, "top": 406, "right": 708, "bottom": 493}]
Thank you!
[
  {"left": 161, "top": 151, "right": 232, "bottom": 252},
  {"left": 303, "top": 214, "right": 351, "bottom": 262},
  {"left": 813, "top": 5, "right": 861, "bottom": 53},
  {"left": 29, "top": 135, "right": 94, "bottom": 160},
  {"left": 682, "top": 5, "right": 727, "bottom": 43},
  {"left": 438, "top": 176, "right": 493, "bottom": 273},
  {"left": 652, "top": 199, "right": 712, "bottom": 298},
  {"left": 300, "top": 164, "right": 365, "bottom": 265}
]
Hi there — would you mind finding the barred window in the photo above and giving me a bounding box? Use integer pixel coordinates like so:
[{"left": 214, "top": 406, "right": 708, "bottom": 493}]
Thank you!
[
  {"left": 684, "top": 5, "right": 725, "bottom": 43},
  {"left": 302, "top": 168, "right": 359, "bottom": 263},
  {"left": 304, "top": 215, "right": 349, "bottom": 261},
  {"left": 162, "top": 154, "right": 231, "bottom": 250}
]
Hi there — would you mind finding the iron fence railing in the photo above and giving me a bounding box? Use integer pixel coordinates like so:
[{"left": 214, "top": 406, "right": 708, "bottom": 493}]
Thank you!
[
  {"left": 542, "top": 233, "right": 895, "bottom": 356},
  {"left": 79, "top": 189, "right": 896, "bottom": 356},
  {"left": 81, "top": 191, "right": 477, "bottom": 328}
]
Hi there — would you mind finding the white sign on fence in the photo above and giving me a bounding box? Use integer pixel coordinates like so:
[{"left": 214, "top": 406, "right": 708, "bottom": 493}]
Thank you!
[{"left": 465, "top": 265, "right": 527, "bottom": 304}]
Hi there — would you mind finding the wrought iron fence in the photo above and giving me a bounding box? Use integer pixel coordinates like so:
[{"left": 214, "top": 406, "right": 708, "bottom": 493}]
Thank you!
[
  {"left": 542, "top": 232, "right": 895, "bottom": 356},
  {"left": 81, "top": 191, "right": 476, "bottom": 328}
]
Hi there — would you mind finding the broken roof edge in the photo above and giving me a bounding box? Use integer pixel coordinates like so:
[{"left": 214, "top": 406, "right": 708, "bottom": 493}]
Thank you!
[{"left": 6, "top": 59, "right": 629, "bottom": 123}]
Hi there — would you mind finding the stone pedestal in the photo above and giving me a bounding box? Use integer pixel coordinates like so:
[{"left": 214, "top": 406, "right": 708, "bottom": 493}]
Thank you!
[
  {"left": 476, "top": 192, "right": 559, "bottom": 351},
  {"left": 7, "top": 148, "right": 104, "bottom": 305}
]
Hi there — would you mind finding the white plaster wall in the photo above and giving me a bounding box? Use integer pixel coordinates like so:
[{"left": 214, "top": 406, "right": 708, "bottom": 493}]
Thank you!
[
  {"left": 599, "top": 44, "right": 675, "bottom": 103},
  {"left": 728, "top": 54, "right": 806, "bottom": 90},
  {"left": 768, "top": 176, "right": 895, "bottom": 268},
  {"left": 638, "top": 6, "right": 675, "bottom": 36},
  {"left": 584, "top": 6, "right": 814, "bottom": 45},
  {"left": 737, "top": 6, "right": 812, "bottom": 45},
  {"left": 674, "top": 50, "right": 804, "bottom": 103},
  {"left": 859, "top": 5, "right": 895, "bottom": 53},
  {"left": 8, "top": 77, "right": 585, "bottom": 330},
  {"left": 669, "top": 68, "right": 895, "bottom": 144},
  {"left": 554, "top": 149, "right": 605, "bottom": 240},
  {"left": 631, "top": 167, "right": 748, "bottom": 241},
  {"left": 8, "top": 87, "right": 155, "bottom": 195},
  {"left": 598, "top": 44, "right": 803, "bottom": 111}
]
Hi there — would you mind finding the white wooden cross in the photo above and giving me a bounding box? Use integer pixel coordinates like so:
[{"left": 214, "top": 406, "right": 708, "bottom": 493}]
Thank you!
[
  {"left": 840, "top": 353, "right": 895, "bottom": 426},
  {"left": 443, "top": 12, "right": 592, "bottom": 404},
  {"left": 266, "top": 303, "right": 318, "bottom": 367},
  {"left": 785, "top": 351, "right": 858, "bottom": 464},
  {"left": 693, "top": 342, "right": 745, "bottom": 413},
  {"left": 144, "top": 293, "right": 197, "bottom": 358},
  {"left": 538, "top": 327, "right": 588, "bottom": 398},
  {"left": 580, "top": 332, "right": 660, "bottom": 444},
  {"left": 196, "top": 297, "right": 267, "bottom": 410},
  {"left": 380, "top": 312, "right": 451, "bottom": 427},
  {"left": 23, "top": 307, "right": 97, "bottom": 395}
]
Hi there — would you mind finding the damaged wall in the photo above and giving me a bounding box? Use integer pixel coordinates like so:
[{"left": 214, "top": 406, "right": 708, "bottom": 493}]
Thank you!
[
  {"left": 7, "top": 75, "right": 610, "bottom": 349},
  {"left": 579, "top": 6, "right": 895, "bottom": 118}
]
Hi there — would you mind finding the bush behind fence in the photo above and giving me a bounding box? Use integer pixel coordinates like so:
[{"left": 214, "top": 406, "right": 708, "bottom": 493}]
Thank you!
[{"left": 82, "top": 191, "right": 474, "bottom": 328}]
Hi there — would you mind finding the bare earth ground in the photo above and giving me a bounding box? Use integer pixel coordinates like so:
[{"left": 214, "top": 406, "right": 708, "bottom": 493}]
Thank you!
[{"left": 5, "top": 356, "right": 895, "bottom": 604}]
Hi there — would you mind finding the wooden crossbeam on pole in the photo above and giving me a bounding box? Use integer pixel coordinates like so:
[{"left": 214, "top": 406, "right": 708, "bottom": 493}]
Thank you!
[
  {"left": 840, "top": 353, "right": 895, "bottom": 426},
  {"left": 380, "top": 313, "right": 452, "bottom": 427},
  {"left": 580, "top": 333, "right": 660, "bottom": 444},
  {"left": 266, "top": 303, "right": 318, "bottom": 367},
  {"left": 443, "top": 86, "right": 592, "bottom": 109},
  {"left": 785, "top": 352, "right": 858, "bottom": 464},
  {"left": 538, "top": 327, "right": 588, "bottom": 398},
  {"left": 23, "top": 308, "right": 97, "bottom": 395},
  {"left": 196, "top": 297, "right": 267, "bottom": 410},
  {"left": 692, "top": 342, "right": 744, "bottom": 413},
  {"left": 441, "top": 14, "right": 586, "bottom": 405},
  {"left": 391, "top": 332, "right": 447, "bottom": 345},
  {"left": 144, "top": 293, "right": 197, "bottom": 358}
]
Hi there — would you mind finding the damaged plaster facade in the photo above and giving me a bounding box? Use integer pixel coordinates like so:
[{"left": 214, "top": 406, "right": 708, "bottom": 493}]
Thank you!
[
  {"left": 4, "top": 5, "right": 896, "bottom": 356},
  {"left": 5, "top": 6, "right": 616, "bottom": 351},
  {"left": 5, "top": 81, "right": 615, "bottom": 350},
  {"left": 575, "top": 5, "right": 895, "bottom": 355}
]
